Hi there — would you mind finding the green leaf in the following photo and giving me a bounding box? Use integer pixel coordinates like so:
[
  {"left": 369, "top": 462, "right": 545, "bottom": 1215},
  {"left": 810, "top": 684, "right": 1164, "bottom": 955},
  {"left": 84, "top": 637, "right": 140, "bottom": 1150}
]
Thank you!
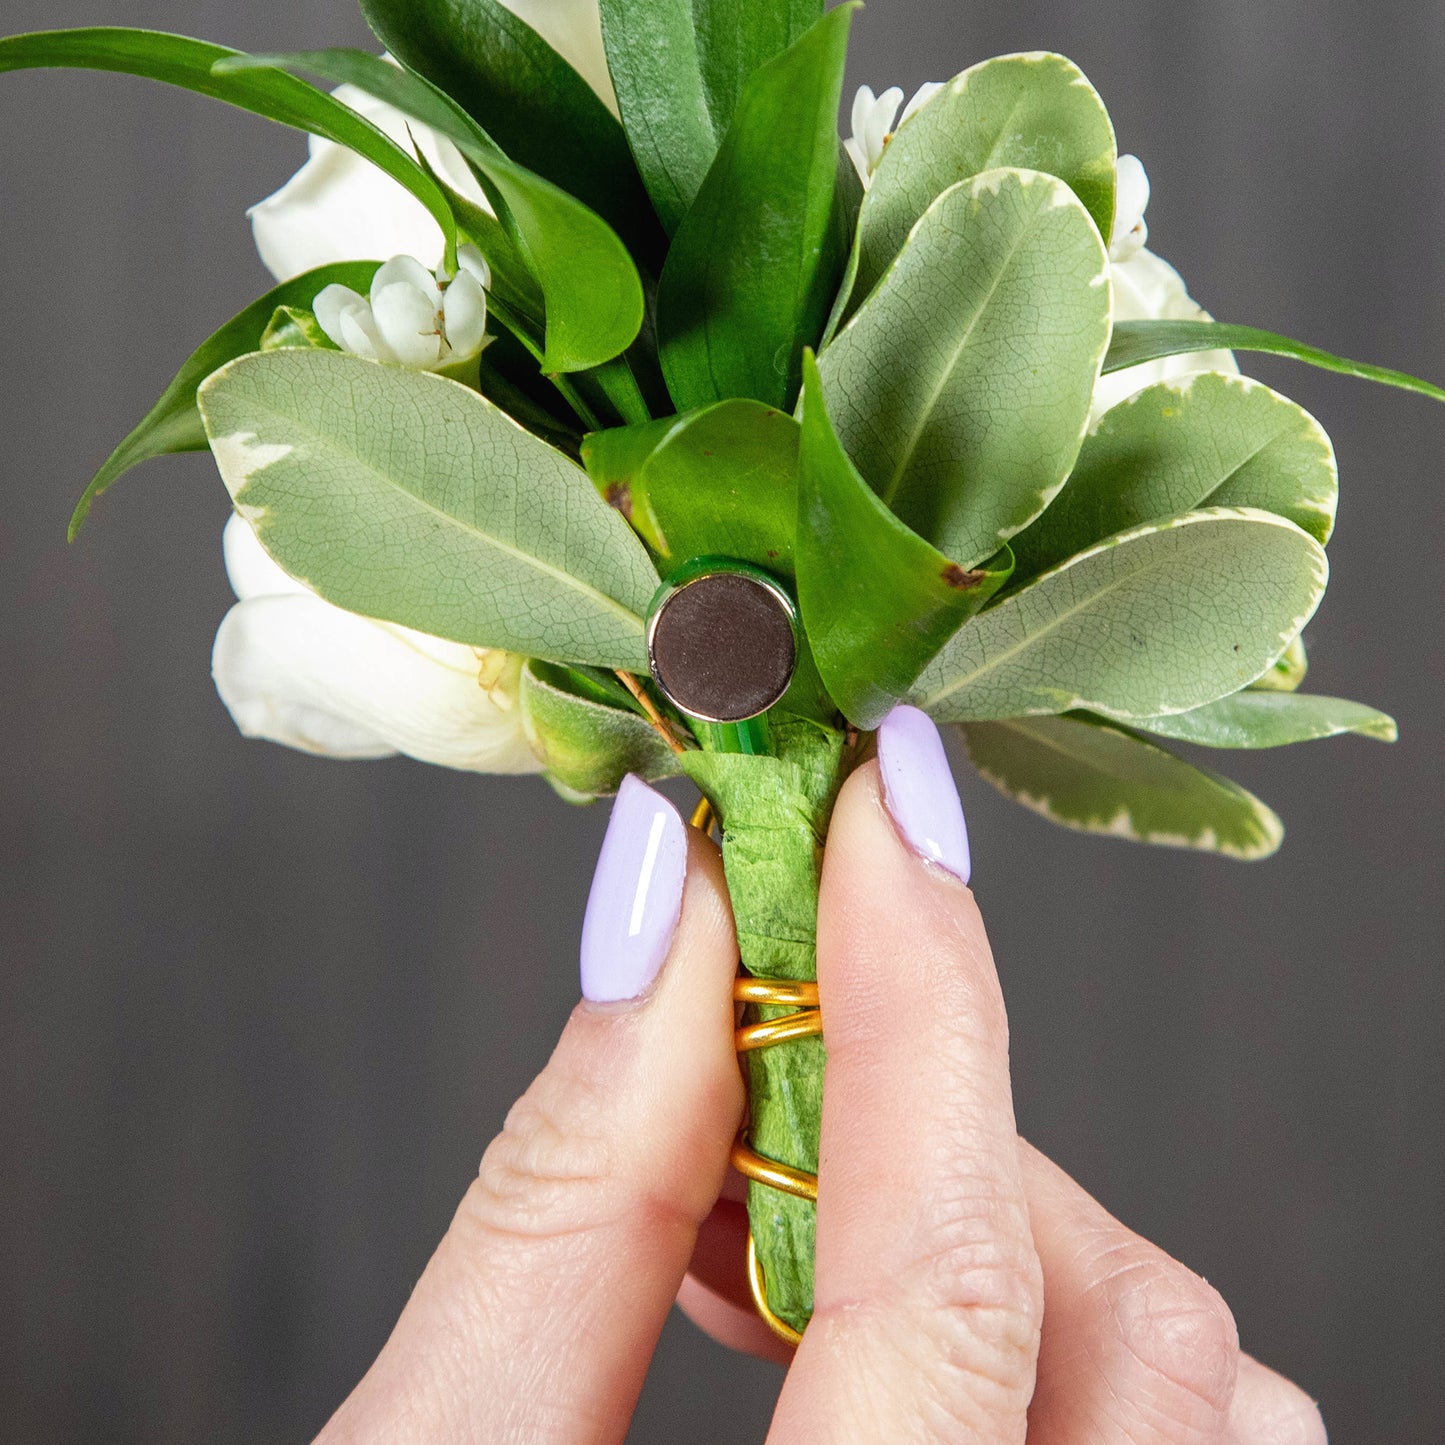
[
  {"left": 67, "top": 261, "right": 378, "bottom": 540},
  {"left": 818, "top": 168, "right": 1112, "bottom": 567},
  {"left": 656, "top": 4, "right": 856, "bottom": 411},
  {"left": 520, "top": 661, "right": 682, "bottom": 795},
  {"left": 795, "top": 352, "right": 1011, "bottom": 729},
  {"left": 849, "top": 53, "right": 1116, "bottom": 316},
  {"left": 598, "top": 0, "right": 822, "bottom": 231},
  {"left": 1131, "top": 691, "right": 1397, "bottom": 748},
  {"left": 582, "top": 399, "right": 801, "bottom": 571},
  {"left": 961, "top": 714, "right": 1284, "bottom": 859},
  {"left": 0, "top": 29, "right": 459, "bottom": 271},
  {"left": 914, "top": 508, "right": 1329, "bottom": 723},
  {"left": 216, "top": 49, "right": 644, "bottom": 373},
  {"left": 1105, "top": 320, "right": 1445, "bottom": 404},
  {"left": 258, "top": 305, "right": 337, "bottom": 352},
  {"left": 1010, "top": 373, "right": 1338, "bottom": 583},
  {"left": 197, "top": 349, "right": 659, "bottom": 667},
  {"left": 357, "top": 0, "right": 664, "bottom": 268}
]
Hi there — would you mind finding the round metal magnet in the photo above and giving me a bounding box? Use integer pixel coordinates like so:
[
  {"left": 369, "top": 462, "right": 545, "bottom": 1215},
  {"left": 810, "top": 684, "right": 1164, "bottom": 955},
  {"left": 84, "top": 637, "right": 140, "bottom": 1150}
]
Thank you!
[{"left": 645, "top": 558, "right": 799, "bottom": 727}]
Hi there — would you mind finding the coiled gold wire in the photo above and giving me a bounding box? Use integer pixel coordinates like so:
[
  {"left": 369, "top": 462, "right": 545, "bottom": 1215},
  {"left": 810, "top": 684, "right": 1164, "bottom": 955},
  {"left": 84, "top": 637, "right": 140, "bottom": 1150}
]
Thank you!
[{"left": 690, "top": 796, "right": 819, "bottom": 1347}]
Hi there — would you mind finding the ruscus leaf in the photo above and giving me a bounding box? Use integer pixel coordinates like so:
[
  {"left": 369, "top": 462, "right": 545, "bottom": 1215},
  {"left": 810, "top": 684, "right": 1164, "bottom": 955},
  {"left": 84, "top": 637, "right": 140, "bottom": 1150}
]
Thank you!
[
  {"left": 598, "top": 0, "right": 822, "bottom": 231},
  {"left": 0, "top": 29, "right": 459, "bottom": 269},
  {"left": 68, "top": 262, "right": 378, "bottom": 539},
  {"left": 216, "top": 49, "right": 644, "bottom": 373},
  {"left": 1105, "top": 320, "right": 1445, "bottom": 403},
  {"left": 656, "top": 4, "right": 856, "bottom": 411},
  {"left": 357, "top": 0, "right": 665, "bottom": 267}
]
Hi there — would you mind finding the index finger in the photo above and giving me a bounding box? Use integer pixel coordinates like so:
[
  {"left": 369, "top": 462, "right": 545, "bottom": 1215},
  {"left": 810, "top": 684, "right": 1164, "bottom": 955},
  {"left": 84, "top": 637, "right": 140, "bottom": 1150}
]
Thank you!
[{"left": 770, "top": 708, "right": 1043, "bottom": 1443}]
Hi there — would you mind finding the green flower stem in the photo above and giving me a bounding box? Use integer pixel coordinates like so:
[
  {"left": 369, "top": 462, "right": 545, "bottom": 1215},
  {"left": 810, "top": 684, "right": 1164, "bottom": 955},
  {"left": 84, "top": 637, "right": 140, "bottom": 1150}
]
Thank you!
[{"left": 682, "top": 719, "right": 854, "bottom": 1333}]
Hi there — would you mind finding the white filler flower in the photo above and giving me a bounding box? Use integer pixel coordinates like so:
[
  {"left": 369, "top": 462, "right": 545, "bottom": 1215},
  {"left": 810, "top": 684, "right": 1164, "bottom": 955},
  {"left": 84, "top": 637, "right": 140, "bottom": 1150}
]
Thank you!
[
  {"left": 213, "top": 514, "right": 542, "bottom": 775},
  {"left": 313, "top": 247, "right": 490, "bottom": 370},
  {"left": 845, "top": 81, "right": 942, "bottom": 182},
  {"left": 1094, "top": 152, "right": 1239, "bottom": 419}
]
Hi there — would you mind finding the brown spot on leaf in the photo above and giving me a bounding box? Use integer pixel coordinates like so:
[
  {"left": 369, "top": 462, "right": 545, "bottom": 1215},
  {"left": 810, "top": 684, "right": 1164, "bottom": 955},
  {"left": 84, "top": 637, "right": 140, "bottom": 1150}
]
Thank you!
[
  {"left": 942, "top": 563, "right": 987, "bottom": 590},
  {"left": 605, "top": 481, "right": 633, "bottom": 521}
]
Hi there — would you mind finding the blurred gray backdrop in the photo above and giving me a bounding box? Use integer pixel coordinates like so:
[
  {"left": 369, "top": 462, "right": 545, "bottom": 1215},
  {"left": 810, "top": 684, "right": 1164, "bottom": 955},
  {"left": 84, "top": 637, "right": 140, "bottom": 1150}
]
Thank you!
[{"left": 2, "top": 1, "right": 1442, "bottom": 1440}]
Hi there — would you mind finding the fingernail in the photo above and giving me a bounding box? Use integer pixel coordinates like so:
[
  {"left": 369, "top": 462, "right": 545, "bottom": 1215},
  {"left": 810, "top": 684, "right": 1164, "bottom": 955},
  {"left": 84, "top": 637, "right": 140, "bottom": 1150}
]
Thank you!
[
  {"left": 580, "top": 775, "right": 687, "bottom": 1003},
  {"left": 877, "top": 705, "right": 971, "bottom": 883}
]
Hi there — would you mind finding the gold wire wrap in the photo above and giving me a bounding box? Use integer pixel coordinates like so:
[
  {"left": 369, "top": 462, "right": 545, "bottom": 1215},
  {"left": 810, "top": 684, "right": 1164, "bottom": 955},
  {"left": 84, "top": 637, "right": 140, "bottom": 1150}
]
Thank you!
[
  {"left": 747, "top": 1233, "right": 805, "bottom": 1347},
  {"left": 689, "top": 792, "right": 820, "bottom": 1344}
]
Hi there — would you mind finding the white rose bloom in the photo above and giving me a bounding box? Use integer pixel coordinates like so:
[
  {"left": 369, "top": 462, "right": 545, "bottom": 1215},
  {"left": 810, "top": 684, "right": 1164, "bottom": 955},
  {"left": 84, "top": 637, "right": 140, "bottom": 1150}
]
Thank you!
[
  {"left": 1094, "top": 153, "right": 1238, "bottom": 420},
  {"left": 213, "top": 514, "right": 542, "bottom": 775},
  {"left": 249, "top": 2, "right": 615, "bottom": 282}
]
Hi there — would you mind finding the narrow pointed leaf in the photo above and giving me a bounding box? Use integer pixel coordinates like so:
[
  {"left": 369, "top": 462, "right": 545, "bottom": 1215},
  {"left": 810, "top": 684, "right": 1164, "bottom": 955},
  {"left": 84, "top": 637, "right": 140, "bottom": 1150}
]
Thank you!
[
  {"left": 1132, "top": 691, "right": 1397, "bottom": 748},
  {"left": 598, "top": 0, "right": 822, "bottom": 231},
  {"left": 357, "top": 0, "right": 664, "bottom": 267},
  {"left": 657, "top": 4, "right": 857, "bottom": 411},
  {"left": 914, "top": 508, "right": 1328, "bottom": 723},
  {"left": 850, "top": 53, "right": 1116, "bottom": 314},
  {"left": 68, "top": 262, "right": 378, "bottom": 540},
  {"left": 796, "top": 352, "right": 1012, "bottom": 729},
  {"left": 218, "top": 49, "right": 644, "bottom": 373},
  {"left": 1105, "top": 320, "right": 1445, "bottom": 403},
  {"left": 961, "top": 714, "right": 1284, "bottom": 859},
  {"left": 1010, "top": 373, "right": 1338, "bottom": 582},
  {"left": 819, "top": 168, "right": 1111, "bottom": 567},
  {"left": 0, "top": 29, "right": 458, "bottom": 269},
  {"left": 198, "top": 349, "right": 659, "bottom": 668}
]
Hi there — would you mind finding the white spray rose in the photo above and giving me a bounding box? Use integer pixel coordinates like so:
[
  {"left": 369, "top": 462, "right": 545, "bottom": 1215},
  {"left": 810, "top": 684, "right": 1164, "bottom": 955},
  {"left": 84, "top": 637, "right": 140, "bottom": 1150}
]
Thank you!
[
  {"left": 249, "top": 3, "right": 614, "bottom": 281},
  {"left": 213, "top": 514, "right": 542, "bottom": 774}
]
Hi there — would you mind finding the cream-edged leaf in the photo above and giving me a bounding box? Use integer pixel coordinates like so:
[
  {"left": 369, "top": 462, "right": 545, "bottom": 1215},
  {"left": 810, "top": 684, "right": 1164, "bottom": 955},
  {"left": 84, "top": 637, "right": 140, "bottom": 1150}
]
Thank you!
[
  {"left": 962, "top": 714, "right": 1284, "bottom": 859},
  {"left": 199, "top": 349, "right": 659, "bottom": 669},
  {"left": 914, "top": 508, "right": 1328, "bottom": 722}
]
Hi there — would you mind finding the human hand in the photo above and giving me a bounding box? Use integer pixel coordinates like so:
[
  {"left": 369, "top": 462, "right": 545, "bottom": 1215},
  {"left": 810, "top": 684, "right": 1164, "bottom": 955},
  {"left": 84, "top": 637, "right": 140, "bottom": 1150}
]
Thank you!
[{"left": 315, "top": 709, "right": 1326, "bottom": 1443}]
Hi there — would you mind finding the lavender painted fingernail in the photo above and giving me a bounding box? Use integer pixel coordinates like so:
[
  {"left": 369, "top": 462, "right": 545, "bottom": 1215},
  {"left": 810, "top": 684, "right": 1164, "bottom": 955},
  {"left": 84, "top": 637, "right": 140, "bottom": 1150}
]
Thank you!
[
  {"left": 877, "top": 705, "right": 971, "bottom": 884},
  {"left": 579, "top": 775, "right": 687, "bottom": 1003}
]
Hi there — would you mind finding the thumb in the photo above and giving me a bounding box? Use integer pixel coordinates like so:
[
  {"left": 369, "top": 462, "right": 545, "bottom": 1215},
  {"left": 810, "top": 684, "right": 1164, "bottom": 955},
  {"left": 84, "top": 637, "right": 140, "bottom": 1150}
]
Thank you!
[
  {"left": 318, "top": 776, "right": 743, "bottom": 1445},
  {"left": 771, "top": 707, "right": 1042, "bottom": 1443}
]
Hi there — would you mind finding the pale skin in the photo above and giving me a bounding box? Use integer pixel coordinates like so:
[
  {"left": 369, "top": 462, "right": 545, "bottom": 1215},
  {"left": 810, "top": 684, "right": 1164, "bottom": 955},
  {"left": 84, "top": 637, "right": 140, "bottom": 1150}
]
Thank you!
[{"left": 316, "top": 762, "right": 1327, "bottom": 1444}]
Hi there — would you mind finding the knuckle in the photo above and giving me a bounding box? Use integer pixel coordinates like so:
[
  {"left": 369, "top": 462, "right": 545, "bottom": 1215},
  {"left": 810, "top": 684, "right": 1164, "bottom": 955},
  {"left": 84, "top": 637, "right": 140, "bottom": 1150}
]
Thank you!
[
  {"left": 466, "top": 1070, "right": 623, "bottom": 1245},
  {"left": 1104, "top": 1251, "right": 1240, "bottom": 1416},
  {"left": 910, "top": 1197, "right": 1045, "bottom": 1392}
]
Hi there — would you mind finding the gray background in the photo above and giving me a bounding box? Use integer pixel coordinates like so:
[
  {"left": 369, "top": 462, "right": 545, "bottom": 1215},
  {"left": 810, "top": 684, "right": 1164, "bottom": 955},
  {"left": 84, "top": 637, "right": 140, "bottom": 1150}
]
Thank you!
[{"left": 2, "top": 1, "right": 1441, "bottom": 1439}]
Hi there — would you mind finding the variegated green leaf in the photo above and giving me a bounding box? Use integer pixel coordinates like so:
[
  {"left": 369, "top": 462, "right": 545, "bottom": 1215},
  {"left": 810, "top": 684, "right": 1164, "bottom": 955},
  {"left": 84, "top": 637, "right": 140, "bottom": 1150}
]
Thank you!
[
  {"left": 1011, "top": 373, "right": 1338, "bottom": 582},
  {"left": 818, "top": 169, "right": 1110, "bottom": 568},
  {"left": 962, "top": 714, "right": 1284, "bottom": 859},
  {"left": 915, "top": 509, "right": 1328, "bottom": 722},
  {"left": 1132, "top": 691, "right": 1396, "bottom": 748},
  {"left": 198, "top": 349, "right": 659, "bottom": 669}
]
